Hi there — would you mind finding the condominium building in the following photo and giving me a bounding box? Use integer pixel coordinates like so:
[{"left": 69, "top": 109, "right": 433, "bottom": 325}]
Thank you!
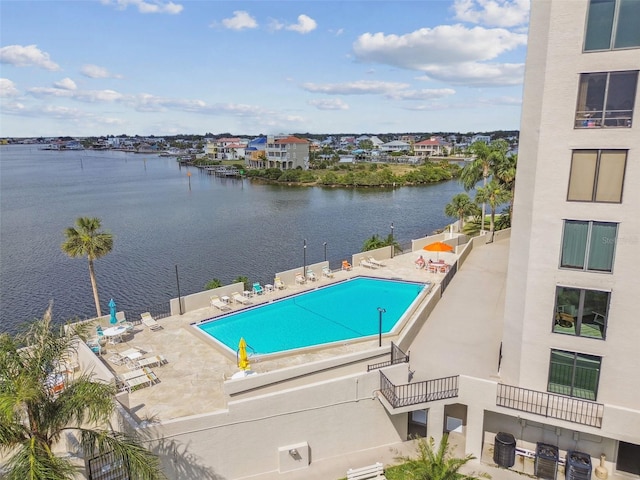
[{"left": 500, "top": 0, "right": 639, "bottom": 474}]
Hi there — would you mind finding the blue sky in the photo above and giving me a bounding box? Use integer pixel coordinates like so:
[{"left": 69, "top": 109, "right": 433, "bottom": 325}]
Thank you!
[{"left": 0, "top": 0, "right": 529, "bottom": 137}]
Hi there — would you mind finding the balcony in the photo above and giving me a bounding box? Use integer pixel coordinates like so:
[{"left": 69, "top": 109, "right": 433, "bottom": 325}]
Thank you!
[
  {"left": 379, "top": 371, "right": 458, "bottom": 408},
  {"left": 496, "top": 384, "right": 604, "bottom": 428}
]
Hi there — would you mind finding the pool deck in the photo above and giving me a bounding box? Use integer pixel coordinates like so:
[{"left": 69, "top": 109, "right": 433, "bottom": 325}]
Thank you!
[{"left": 94, "top": 249, "right": 452, "bottom": 421}]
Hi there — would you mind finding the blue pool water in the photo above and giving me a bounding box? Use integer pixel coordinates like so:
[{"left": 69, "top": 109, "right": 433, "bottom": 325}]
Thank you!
[{"left": 196, "top": 277, "right": 428, "bottom": 355}]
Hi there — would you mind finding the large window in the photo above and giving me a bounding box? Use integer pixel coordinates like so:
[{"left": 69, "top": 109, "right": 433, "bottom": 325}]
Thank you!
[
  {"left": 568, "top": 150, "right": 627, "bottom": 203},
  {"left": 561, "top": 220, "right": 617, "bottom": 272},
  {"left": 575, "top": 71, "right": 638, "bottom": 128},
  {"left": 584, "top": 0, "right": 640, "bottom": 51},
  {"left": 553, "top": 286, "right": 610, "bottom": 339},
  {"left": 548, "top": 350, "right": 601, "bottom": 400}
]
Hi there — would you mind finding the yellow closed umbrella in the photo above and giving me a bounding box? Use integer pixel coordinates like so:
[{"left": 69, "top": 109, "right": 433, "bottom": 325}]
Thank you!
[{"left": 238, "top": 337, "right": 250, "bottom": 371}]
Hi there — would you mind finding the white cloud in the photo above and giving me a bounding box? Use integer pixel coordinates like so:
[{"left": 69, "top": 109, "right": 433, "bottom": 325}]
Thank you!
[
  {"left": 453, "top": 0, "right": 530, "bottom": 28},
  {"left": 386, "top": 88, "right": 456, "bottom": 101},
  {"left": 28, "top": 86, "right": 127, "bottom": 103},
  {"left": 221, "top": 11, "right": 258, "bottom": 30},
  {"left": 308, "top": 98, "right": 349, "bottom": 110},
  {"left": 417, "top": 62, "right": 525, "bottom": 86},
  {"left": 81, "top": 64, "right": 123, "bottom": 79},
  {"left": 53, "top": 78, "right": 77, "bottom": 90},
  {"left": 0, "top": 78, "right": 20, "bottom": 97},
  {"left": 101, "top": 0, "right": 183, "bottom": 14},
  {"left": 286, "top": 14, "right": 317, "bottom": 34},
  {"left": 0, "top": 45, "right": 60, "bottom": 71},
  {"left": 354, "top": 24, "right": 526, "bottom": 66},
  {"left": 301, "top": 80, "right": 410, "bottom": 95}
]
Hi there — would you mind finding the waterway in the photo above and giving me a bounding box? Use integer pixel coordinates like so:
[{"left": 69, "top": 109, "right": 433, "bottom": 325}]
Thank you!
[{"left": 0, "top": 145, "right": 466, "bottom": 334}]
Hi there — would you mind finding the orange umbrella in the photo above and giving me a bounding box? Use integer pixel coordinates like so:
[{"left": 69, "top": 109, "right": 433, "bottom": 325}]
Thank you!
[{"left": 423, "top": 241, "right": 454, "bottom": 260}]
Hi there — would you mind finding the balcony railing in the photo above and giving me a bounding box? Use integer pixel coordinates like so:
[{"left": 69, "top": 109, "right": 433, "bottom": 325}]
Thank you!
[
  {"left": 379, "top": 371, "right": 459, "bottom": 408},
  {"left": 367, "top": 342, "right": 410, "bottom": 371},
  {"left": 496, "top": 384, "right": 604, "bottom": 428}
]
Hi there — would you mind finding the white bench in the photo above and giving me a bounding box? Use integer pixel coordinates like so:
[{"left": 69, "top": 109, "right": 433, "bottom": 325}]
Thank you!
[{"left": 346, "top": 462, "right": 386, "bottom": 480}]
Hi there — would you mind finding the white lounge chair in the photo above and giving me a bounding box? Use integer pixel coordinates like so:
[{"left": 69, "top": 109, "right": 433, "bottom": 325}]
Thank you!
[
  {"left": 306, "top": 269, "right": 317, "bottom": 281},
  {"left": 322, "top": 266, "right": 334, "bottom": 278},
  {"left": 232, "top": 292, "right": 252, "bottom": 305},
  {"left": 368, "top": 256, "right": 385, "bottom": 267},
  {"left": 360, "top": 258, "right": 377, "bottom": 269},
  {"left": 274, "top": 277, "right": 286, "bottom": 290},
  {"left": 210, "top": 295, "right": 231, "bottom": 311},
  {"left": 295, "top": 273, "right": 306, "bottom": 285},
  {"left": 140, "top": 312, "right": 163, "bottom": 331},
  {"left": 135, "top": 355, "right": 167, "bottom": 369}
]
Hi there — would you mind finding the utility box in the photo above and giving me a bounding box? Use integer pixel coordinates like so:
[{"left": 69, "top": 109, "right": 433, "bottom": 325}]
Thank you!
[
  {"left": 535, "top": 443, "right": 559, "bottom": 480},
  {"left": 493, "top": 432, "right": 516, "bottom": 468}
]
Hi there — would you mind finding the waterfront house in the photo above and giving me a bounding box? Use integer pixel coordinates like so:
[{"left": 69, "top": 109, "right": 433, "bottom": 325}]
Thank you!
[{"left": 264, "top": 135, "right": 310, "bottom": 170}]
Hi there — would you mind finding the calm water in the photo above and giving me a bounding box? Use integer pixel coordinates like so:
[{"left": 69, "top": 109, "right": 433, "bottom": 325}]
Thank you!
[
  {"left": 0, "top": 145, "right": 465, "bottom": 334},
  {"left": 197, "top": 277, "right": 427, "bottom": 354}
]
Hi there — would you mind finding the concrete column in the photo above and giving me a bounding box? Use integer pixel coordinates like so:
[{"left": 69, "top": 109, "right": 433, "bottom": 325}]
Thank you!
[
  {"left": 464, "top": 404, "right": 485, "bottom": 459},
  {"left": 427, "top": 403, "right": 445, "bottom": 444}
]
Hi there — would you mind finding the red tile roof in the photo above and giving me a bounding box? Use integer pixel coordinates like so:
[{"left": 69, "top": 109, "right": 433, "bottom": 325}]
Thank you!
[{"left": 275, "top": 136, "right": 309, "bottom": 144}]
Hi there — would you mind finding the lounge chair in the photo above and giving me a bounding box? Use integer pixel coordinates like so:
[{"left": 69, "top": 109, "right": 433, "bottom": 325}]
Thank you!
[
  {"left": 135, "top": 355, "right": 167, "bottom": 369},
  {"left": 307, "top": 269, "right": 317, "bottom": 281},
  {"left": 252, "top": 283, "right": 264, "bottom": 295},
  {"left": 295, "top": 273, "right": 306, "bottom": 285},
  {"left": 232, "top": 291, "right": 252, "bottom": 305},
  {"left": 140, "top": 312, "right": 163, "bottom": 331},
  {"left": 322, "top": 266, "right": 334, "bottom": 278},
  {"left": 368, "top": 256, "right": 385, "bottom": 267},
  {"left": 359, "top": 258, "right": 377, "bottom": 269},
  {"left": 210, "top": 295, "right": 231, "bottom": 311},
  {"left": 274, "top": 277, "right": 286, "bottom": 290},
  {"left": 341, "top": 260, "right": 352, "bottom": 271}
]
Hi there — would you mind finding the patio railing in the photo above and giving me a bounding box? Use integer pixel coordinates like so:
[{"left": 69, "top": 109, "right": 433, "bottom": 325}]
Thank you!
[
  {"left": 367, "top": 342, "right": 409, "bottom": 371},
  {"left": 496, "top": 383, "right": 604, "bottom": 428},
  {"left": 380, "top": 371, "right": 459, "bottom": 408}
]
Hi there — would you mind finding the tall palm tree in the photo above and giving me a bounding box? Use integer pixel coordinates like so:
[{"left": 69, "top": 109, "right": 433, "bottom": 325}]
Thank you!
[
  {"left": 0, "top": 307, "right": 166, "bottom": 480},
  {"left": 444, "top": 193, "right": 479, "bottom": 232},
  {"left": 61, "top": 217, "right": 113, "bottom": 317},
  {"left": 460, "top": 140, "right": 509, "bottom": 231},
  {"left": 396, "top": 434, "right": 490, "bottom": 480},
  {"left": 475, "top": 180, "right": 512, "bottom": 234},
  {"left": 493, "top": 153, "right": 518, "bottom": 220}
]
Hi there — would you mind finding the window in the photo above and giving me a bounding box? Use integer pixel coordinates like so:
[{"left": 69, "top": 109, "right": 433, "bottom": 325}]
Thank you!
[
  {"left": 561, "top": 220, "right": 617, "bottom": 272},
  {"left": 584, "top": 0, "right": 640, "bottom": 51},
  {"left": 574, "top": 71, "right": 638, "bottom": 128},
  {"left": 568, "top": 150, "right": 627, "bottom": 203},
  {"left": 553, "top": 286, "right": 610, "bottom": 339},
  {"left": 548, "top": 350, "right": 601, "bottom": 400}
]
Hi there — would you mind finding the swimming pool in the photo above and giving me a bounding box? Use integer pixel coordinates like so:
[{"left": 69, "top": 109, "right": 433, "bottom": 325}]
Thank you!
[{"left": 196, "top": 277, "right": 428, "bottom": 355}]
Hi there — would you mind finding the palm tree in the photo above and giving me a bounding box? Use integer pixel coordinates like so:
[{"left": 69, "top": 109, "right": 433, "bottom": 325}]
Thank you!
[
  {"left": 460, "top": 140, "right": 509, "bottom": 231},
  {"left": 444, "top": 193, "right": 479, "bottom": 232},
  {"left": 475, "top": 180, "right": 512, "bottom": 234},
  {"left": 493, "top": 153, "right": 518, "bottom": 221},
  {"left": 0, "top": 307, "right": 166, "bottom": 480},
  {"left": 362, "top": 233, "right": 402, "bottom": 254},
  {"left": 61, "top": 217, "right": 113, "bottom": 317},
  {"left": 396, "top": 434, "right": 490, "bottom": 480}
]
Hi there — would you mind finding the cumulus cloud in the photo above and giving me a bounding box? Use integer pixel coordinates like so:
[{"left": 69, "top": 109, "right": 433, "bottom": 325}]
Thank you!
[
  {"left": 308, "top": 98, "right": 349, "bottom": 110},
  {"left": 53, "top": 78, "right": 77, "bottom": 90},
  {"left": 81, "top": 64, "right": 123, "bottom": 79},
  {"left": 221, "top": 10, "right": 258, "bottom": 30},
  {"left": 453, "top": 0, "right": 530, "bottom": 28},
  {"left": 302, "top": 80, "right": 410, "bottom": 95},
  {"left": 354, "top": 24, "right": 526, "bottom": 66},
  {"left": 352, "top": 24, "right": 526, "bottom": 86},
  {"left": 0, "top": 78, "right": 20, "bottom": 97},
  {"left": 286, "top": 14, "right": 317, "bottom": 34},
  {"left": 100, "top": 0, "right": 183, "bottom": 14},
  {"left": 386, "top": 88, "right": 456, "bottom": 101},
  {"left": 417, "top": 62, "right": 525, "bottom": 86},
  {"left": 0, "top": 45, "right": 60, "bottom": 71}
]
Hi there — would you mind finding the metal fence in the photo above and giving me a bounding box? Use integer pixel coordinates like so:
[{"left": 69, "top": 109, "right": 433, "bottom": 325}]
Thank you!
[
  {"left": 367, "top": 342, "right": 410, "bottom": 371},
  {"left": 380, "top": 371, "right": 459, "bottom": 408},
  {"left": 496, "top": 383, "right": 604, "bottom": 428}
]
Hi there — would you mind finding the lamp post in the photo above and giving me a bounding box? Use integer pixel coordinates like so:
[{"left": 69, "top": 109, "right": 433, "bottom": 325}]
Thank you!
[
  {"left": 377, "top": 307, "right": 386, "bottom": 347},
  {"left": 303, "top": 239, "right": 307, "bottom": 278},
  {"left": 175, "top": 264, "right": 183, "bottom": 315},
  {"left": 390, "top": 222, "right": 395, "bottom": 258},
  {"left": 323, "top": 242, "right": 327, "bottom": 262}
]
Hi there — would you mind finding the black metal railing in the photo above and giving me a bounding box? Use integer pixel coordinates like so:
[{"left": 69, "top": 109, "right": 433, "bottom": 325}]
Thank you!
[
  {"left": 367, "top": 342, "right": 409, "bottom": 371},
  {"left": 380, "top": 371, "right": 459, "bottom": 408},
  {"left": 125, "top": 301, "right": 172, "bottom": 324},
  {"left": 496, "top": 384, "right": 604, "bottom": 428}
]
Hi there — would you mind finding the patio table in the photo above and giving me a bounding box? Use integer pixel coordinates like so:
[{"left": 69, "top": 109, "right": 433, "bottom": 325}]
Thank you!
[{"left": 103, "top": 325, "right": 127, "bottom": 344}]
